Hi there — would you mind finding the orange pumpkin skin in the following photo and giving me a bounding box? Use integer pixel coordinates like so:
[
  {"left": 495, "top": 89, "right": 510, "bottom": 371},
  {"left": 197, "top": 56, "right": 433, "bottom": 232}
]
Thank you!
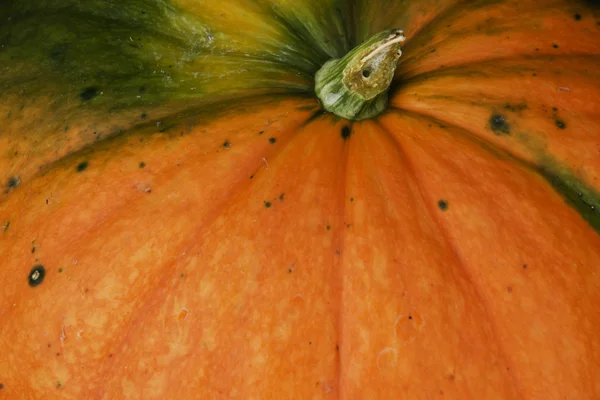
[{"left": 1, "top": 0, "right": 600, "bottom": 399}]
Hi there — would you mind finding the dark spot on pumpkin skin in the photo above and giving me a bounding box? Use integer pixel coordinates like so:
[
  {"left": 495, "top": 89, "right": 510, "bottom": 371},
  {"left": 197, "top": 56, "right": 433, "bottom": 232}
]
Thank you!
[
  {"left": 555, "top": 120, "right": 566, "bottom": 129},
  {"left": 56, "top": 381, "right": 62, "bottom": 389},
  {"left": 438, "top": 200, "right": 448, "bottom": 211},
  {"left": 268, "top": 137, "right": 276, "bottom": 144},
  {"left": 552, "top": 44, "right": 559, "bottom": 49},
  {"left": 58, "top": 268, "right": 63, "bottom": 273},
  {"left": 76, "top": 161, "right": 88, "bottom": 172},
  {"left": 489, "top": 114, "right": 510, "bottom": 135},
  {"left": 28, "top": 265, "right": 46, "bottom": 287},
  {"left": 222, "top": 140, "right": 231, "bottom": 149},
  {"left": 141, "top": 113, "right": 148, "bottom": 119},
  {"left": 408, "top": 315, "right": 413, "bottom": 320},
  {"left": 264, "top": 201, "right": 272, "bottom": 208},
  {"left": 79, "top": 86, "right": 99, "bottom": 101},
  {"left": 31, "top": 247, "right": 36, "bottom": 254},
  {"left": 504, "top": 103, "right": 527, "bottom": 112},
  {"left": 2, "top": 221, "right": 10, "bottom": 232},
  {"left": 139, "top": 162, "right": 146, "bottom": 168},
  {"left": 341, "top": 125, "right": 352, "bottom": 140},
  {"left": 0, "top": 383, "right": 3, "bottom": 389},
  {"left": 7, "top": 176, "right": 20, "bottom": 189},
  {"left": 279, "top": 193, "right": 285, "bottom": 201},
  {"left": 574, "top": 13, "right": 582, "bottom": 20},
  {"left": 326, "top": 225, "right": 331, "bottom": 231},
  {"left": 259, "top": 130, "right": 264, "bottom": 135},
  {"left": 523, "top": 264, "right": 528, "bottom": 269}
]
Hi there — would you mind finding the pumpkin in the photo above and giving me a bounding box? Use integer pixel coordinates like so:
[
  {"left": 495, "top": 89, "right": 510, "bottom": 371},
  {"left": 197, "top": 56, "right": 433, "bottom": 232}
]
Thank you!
[{"left": 1, "top": 0, "right": 599, "bottom": 398}]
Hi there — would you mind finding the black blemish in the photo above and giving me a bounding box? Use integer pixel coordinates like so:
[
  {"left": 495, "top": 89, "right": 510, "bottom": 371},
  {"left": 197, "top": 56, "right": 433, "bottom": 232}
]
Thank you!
[
  {"left": 279, "top": 193, "right": 285, "bottom": 201},
  {"left": 223, "top": 140, "right": 231, "bottom": 149},
  {"left": 552, "top": 44, "right": 559, "bottom": 49},
  {"left": 2, "top": 221, "right": 10, "bottom": 232},
  {"left": 574, "top": 13, "right": 582, "bottom": 20},
  {"left": 141, "top": 113, "right": 148, "bottom": 119},
  {"left": 552, "top": 107, "right": 558, "bottom": 112},
  {"left": 7, "top": 176, "right": 20, "bottom": 189},
  {"left": 139, "top": 162, "right": 146, "bottom": 168},
  {"left": 341, "top": 125, "right": 351, "bottom": 140},
  {"left": 56, "top": 381, "right": 62, "bottom": 389},
  {"left": 523, "top": 264, "right": 527, "bottom": 269},
  {"left": 76, "top": 161, "right": 89, "bottom": 172},
  {"left": 31, "top": 247, "right": 36, "bottom": 254},
  {"left": 58, "top": 268, "right": 63, "bottom": 273},
  {"left": 438, "top": 199, "right": 448, "bottom": 211},
  {"left": 504, "top": 103, "right": 527, "bottom": 112},
  {"left": 259, "top": 130, "right": 264, "bottom": 135},
  {"left": 555, "top": 120, "right": 566, "bottom": 129},
  {"left": 350, "top": 197, "right": 354, "bottom": 202},
  {"left": 489, "top": 114, "right": 510, "bottom": 135},
  {"left": 264, "top": 201, "right": 272, "bottom": 208},
  {"left": 80, "top": 86, "right": 99, "bottom": 101},
  {"left": 0, "top": 383, "right": 3, "bottom": 389},
  {"left": 408, "top": 315, "right": 413, "bottom": 320},
  {"left": 268, "top": 137, "right": 277, "bottom": 144},
  {"left": 28, "top": 265, "right": 46, "bottom": 287},
  {"left": 249, "top": 175, "right": 254, "bottom": 179},
  {"left": 326, "top": 225, "right": 331, "bottom": 231}
]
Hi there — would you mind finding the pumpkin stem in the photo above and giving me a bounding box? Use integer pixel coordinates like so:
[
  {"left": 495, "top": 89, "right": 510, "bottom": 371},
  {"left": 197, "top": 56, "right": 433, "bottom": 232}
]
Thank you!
[{"left": 315, "top": 29, "right": 405, "bottom": 120}]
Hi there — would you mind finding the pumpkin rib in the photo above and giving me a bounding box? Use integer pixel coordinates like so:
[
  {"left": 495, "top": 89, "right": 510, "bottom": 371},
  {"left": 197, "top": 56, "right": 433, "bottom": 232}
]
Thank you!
[
  {"left": 396, "top": 2, "right": 600, "bottom": 80},
  {"left": 0, "top": 93, "right": 317, "bottom": 196},
  {"left": 394, "top": 54, "right": 600, "bottom": 94},
  {"left": 375, "top": 110, "right": 600, "bottom": 398},
  {"left": 383, "top": 107, "right": 600, "bottom": 233},
  {"left": 0, "top": 99, "right": 319, "bottom": 397},
  {"left": 371, "top": 119, "right": 526, "bottom": 398},
  {"left": 245, "top": 1, "right": 342, "bottom": 61}
]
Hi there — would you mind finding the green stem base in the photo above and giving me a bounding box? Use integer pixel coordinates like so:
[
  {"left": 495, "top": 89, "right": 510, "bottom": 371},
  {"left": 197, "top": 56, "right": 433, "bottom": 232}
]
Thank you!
[{"left": 314, "top": 29, "right": 405, "bottom": 121}]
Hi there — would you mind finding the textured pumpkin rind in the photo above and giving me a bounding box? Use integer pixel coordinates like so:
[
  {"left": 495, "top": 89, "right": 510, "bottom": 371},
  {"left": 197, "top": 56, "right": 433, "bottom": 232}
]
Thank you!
[{"left": 1, "top": 1, "right": 600, "bottom": 399}]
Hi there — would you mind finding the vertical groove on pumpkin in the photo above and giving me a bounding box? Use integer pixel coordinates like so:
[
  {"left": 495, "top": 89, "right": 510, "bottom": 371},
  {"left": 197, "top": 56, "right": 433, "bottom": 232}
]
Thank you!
[{"left": 372, "top": 119, "right": 527, "bottom": 397}]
